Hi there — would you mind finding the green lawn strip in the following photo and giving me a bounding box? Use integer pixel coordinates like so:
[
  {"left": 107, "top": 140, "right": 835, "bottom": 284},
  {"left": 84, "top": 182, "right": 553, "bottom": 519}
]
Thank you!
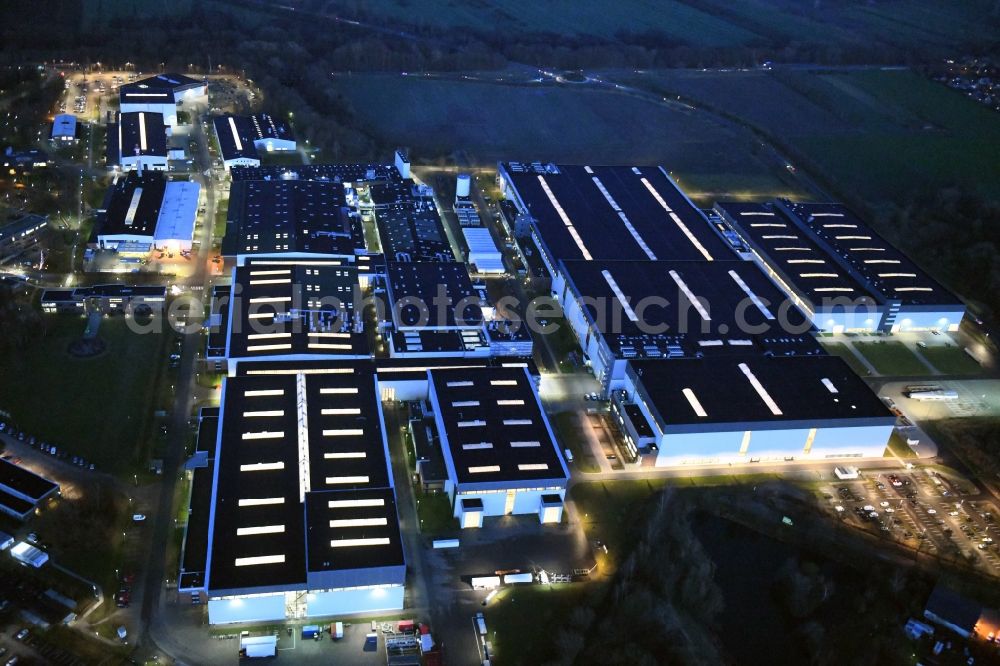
[
  {"left": 920, "top": 344, "right": 982, "bottom": 375},
  {"left": 0, "top": 315, "right": 167, "bottom": 476},
  {"left": 819, "top": 341, "right": 873, "bottom": 377},
  {"left": 853, "top": 341, "right": 927, "bottom": 376},
  {"left": 414, "top": 488, "right": 458, "bottom": 536}
]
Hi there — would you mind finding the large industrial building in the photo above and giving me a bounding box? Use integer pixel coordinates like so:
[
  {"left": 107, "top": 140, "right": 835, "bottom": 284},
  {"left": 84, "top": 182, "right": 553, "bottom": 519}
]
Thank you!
[
  {"left": 717, "top": 200, "right": 965, "bottom": 332},
  {"left": 119, "top": 73, "right": 206, "bottom": 128},
  {"left": 222, "top": 179, "right": 366, "bottom": 265},
  {"left": 615, "top": 355, "right": 895, "bottom": 466},
  {"left": 197, "top": 369, "right": 404, "bottom": 624},
  {"left": 107, "top": 111, "right": 168, "bottom": 172},
  {"left": 427, "top": 366, "right": 568, "bottom": 528},
  {"left": 213, "top": 113, "right": 296, "bottom": 170},
  {"left": 365, "top": 178, "right": 454, "bottom": 263},
  {"left": 384, "top": 261, "right": 489, "bottom": 357},
  {"left": 95, "top": 171, "right": 199, "bottom": 252},
  {"left": 183, "top": 357, "right": 543, "bottom": 624},
  {"left": 553, "top": 259, "right": 820, "bottom": 390},
  {"left": 40, "top": 284, "right": 167, "bottom": 315},
  {"left": 0, "top": 460, "right": 59, "bottom": 521},
  {"left": 497, "top": 162, "right": 730, "bottom": 281},
  {"left": 223, "top": 259, "right": 369, "bottom": 374}
]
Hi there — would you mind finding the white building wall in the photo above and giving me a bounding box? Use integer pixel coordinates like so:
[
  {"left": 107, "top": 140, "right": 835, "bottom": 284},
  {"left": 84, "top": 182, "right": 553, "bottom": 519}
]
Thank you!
[
  {"left": 891, "top": 308, "right": 965, "bottom": 333},
  {"left": 453, "top": 491, "right": 506, "bottom": 518},
  {"left": 654, "top": 424, "right": 892, "bottom": 466},
  {"left": 512, "top": 488, "right": 564, "bottom": 514},
  {"left": 806, "top": 308, "right": 883, "bottom": 333},
  {"left": 808, "top": 424, "right": 893, "bottom": 457},
  {"left": 120, "top": 155, "right": 167, "bottom": 172},
  {"left": 208, "top": 594, "right": 286, "bottom": 624},
  {"left": 255, "top": 138, "right": 296, "bottom": 152},
  {"left": 306, "top": 586, "right": 404, "bottom": 618},
  {"left": 223, "top": 156, "right": 261, "bottom": 171},
  {"left": 655, "top": 430, "right": 744, "bottom": 466},
  {"left": 98, "top": 233, "right": 155, "bottom": 249}
]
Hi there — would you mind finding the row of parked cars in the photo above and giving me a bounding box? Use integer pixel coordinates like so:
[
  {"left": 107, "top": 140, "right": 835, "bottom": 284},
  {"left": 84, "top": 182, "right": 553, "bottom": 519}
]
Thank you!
[{"left": 0, "top": 423, "right": 95, "bottom": 470}]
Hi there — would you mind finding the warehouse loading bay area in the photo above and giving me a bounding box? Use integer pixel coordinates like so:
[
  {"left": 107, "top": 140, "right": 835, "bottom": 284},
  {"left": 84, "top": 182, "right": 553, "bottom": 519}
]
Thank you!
[{"left": 224, "top": 618, "right": 429, "bottom": 664}]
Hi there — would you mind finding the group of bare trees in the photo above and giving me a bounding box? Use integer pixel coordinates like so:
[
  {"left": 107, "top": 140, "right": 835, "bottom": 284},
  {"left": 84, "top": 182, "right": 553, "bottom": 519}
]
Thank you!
[{"left": 549, "top": 491, "right": 727, "bottom": 666}]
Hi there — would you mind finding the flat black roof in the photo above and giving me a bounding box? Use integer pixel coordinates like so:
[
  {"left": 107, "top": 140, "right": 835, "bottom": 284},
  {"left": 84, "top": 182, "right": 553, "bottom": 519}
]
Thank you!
[
  {"left": 227, "top": 260, "right": 368, "bottom": 360},
  {"left": 251, "top": 113, "right": 292, "bottom": 142},
  {"left": 40, "top": 289, "right": 76, "bottom": 303},
  {"left": 124, "top": 72, "right": 201, "bottom": 92},
  {"left": 234, "top": 357, "right": 538, "bottom": 378},
  {"left": 627, "top": 355, "right": 893, "bottom": 429},
  {"left": 0, "top": 459, "right": 58, "bottom": 501},
  {"left": 207, "top": 369, "right": 395, "bottom": 594},
  {"left": 207, "top": 286, "right": 231, "bottom": 356},
  {"left": 391, "top": 328, "right": 488, "bottom": 355},
  {"left": 213, "top": 115, "right": 259, "bottom": 162},
  {"left": 501, "top": 163, "right": 729, "bottom": 265},
  {"left": 83, "top": 284, "right": 167, "bottom": 298},
  {"left": 429, "top": 366, "right": 568, "bottom": 487},
  {"left": 780, "top": 201, "right": 961, "bottom": 307},
  {"left": 385, "top": 262, "right": 483, "bottom": 329},
  {"left": 209, "top": 375, "right": 306, "bottom": 592},
  {"left": 99, "top": 170, "right": 166, "bottom": 238},
  {"left": 558, "top": 259, "right": 818, "bottom": 358},
  {"left": 410, "top": 417, "right": 448, "bottom": 484},
  {"left": 225, "top": 180, "right": 365, "bottom": 258},
  {"left": 0, "top": 488, "right": 34, "bottom": 517},
  {"left": 717, "top": 201, "right": 880, "bottom": 307},
  {"left": 195, "top": 410, "right": 220, "bottom": 455},
  {"left": 230, "top": 164, "right": 399, "bottom": 183},
  {"left": 304, "top": 487, "right": 403, "bottom": 573},
  {"left": 370, "top": 180, "right": 454, "bottom": 262},
  {"left": 117, "top": 111, "right": 167, "bottom": 158},
  {"left": 119, "top": 73, "right": 202, "bottom": 104},
  {"left": 179, "top": 458, "right": 214, "bottom": 590},
  {"left": 303, "top": 370, "right": 391, "bottom": 491},
  {"left": 925, "top": 584, "right": 981, "bottom": 632}
]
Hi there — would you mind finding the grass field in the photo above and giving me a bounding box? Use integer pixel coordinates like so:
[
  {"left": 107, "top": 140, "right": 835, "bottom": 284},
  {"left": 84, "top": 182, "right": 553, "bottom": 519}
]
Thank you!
[
  {"left": 414, "top": 488, "right": 458, "bottom": 535},
  {"left": 334, "top": 75, "right": 802, "bottom": 198},
  {"left": 630, "top": 68, "right": 1000, "bottom": 206},
  {"left": 819, "top": 341, "right": 873, "bottom": 377},
  {"left": 920, "top": 344, "right": 983, "bottom": 375},
  {"left": 486, "top": 582, "right": 607, "bottom": 666},
  {"left": 854, "top": 341, "right": 929, "bottom": 376},
  {"left": 0, "top": 315, "right": 168, "bottom": 475},
  {"left": 885, "top": 431, "right": 917, "bottom": 459},
  {"left": 319, "top": 0, "right": 996, "bottom": 52}
]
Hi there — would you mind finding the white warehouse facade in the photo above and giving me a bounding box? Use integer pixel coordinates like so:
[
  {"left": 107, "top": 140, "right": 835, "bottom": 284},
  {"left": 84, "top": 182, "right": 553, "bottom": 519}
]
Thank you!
[
  {"left": 427, "top": 366, "right": 569, "bottom": 528},
  {"left": 617, "top": 356, "right": 895, "bottom": 467}
]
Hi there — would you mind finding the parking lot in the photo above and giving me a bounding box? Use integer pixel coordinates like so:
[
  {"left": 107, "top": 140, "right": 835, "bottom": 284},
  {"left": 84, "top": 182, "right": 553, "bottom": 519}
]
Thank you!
[
  {"left": 820, "top": 466, "right": 1000, "bottom": 572},
  {"left": 226, "top": 620, "right": 411, "bottom": 665}
]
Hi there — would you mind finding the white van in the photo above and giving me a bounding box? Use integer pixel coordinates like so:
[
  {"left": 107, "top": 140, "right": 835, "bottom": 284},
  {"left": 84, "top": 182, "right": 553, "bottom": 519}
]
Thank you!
[{"left": 564, "top": 448, "right": 574, "bottom": 463}]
